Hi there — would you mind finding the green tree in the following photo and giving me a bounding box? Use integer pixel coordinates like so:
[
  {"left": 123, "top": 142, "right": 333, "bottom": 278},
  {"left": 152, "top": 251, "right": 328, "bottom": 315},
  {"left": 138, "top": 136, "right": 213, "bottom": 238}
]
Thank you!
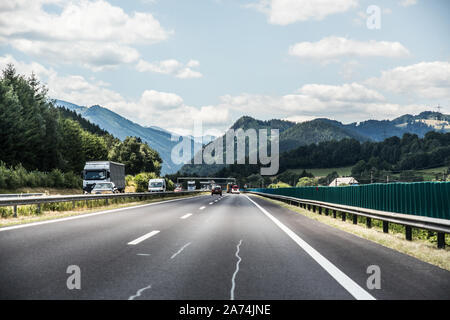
[
  {"left": 134, "top": 172, "right": 158, "bottom": 192},
  {"left": 296, "top": 177, "right": 316, "bottom": 187},
  {"left": 109, "top": 137, "right": 162, "bottom": 175}
]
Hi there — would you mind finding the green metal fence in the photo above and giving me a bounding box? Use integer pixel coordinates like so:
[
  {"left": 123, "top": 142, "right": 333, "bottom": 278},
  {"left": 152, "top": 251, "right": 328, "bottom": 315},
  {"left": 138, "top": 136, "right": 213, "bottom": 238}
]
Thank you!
[{"left": 250, "top": 182, "right": 450, "bottom": 220}]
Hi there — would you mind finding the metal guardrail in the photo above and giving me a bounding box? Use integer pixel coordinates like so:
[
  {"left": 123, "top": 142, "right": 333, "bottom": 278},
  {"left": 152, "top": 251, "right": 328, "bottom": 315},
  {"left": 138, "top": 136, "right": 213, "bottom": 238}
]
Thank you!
[
  {"left": 0, "top": 191, "right": 204, "bottom": 218},
  {"left": 247, "top": 191, "right": 449, "bottom": 249}
]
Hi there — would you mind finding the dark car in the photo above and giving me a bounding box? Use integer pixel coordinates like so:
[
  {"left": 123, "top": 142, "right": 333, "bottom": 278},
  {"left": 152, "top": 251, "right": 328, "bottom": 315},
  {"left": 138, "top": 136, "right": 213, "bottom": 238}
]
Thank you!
[{"left": 211, "top": 185, "right": 222, "bottom": 196}]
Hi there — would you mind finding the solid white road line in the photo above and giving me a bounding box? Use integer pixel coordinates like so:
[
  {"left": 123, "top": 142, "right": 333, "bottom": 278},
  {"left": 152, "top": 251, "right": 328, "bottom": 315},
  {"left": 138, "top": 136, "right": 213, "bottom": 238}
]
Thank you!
[
  {"left": 245, "top": 195, "right": 375, "bottom": 300},
  {"left": 128, "top": 230, "right": 160, "bottom": 245},
  {"left": 0, "top": 194, "right": 208, "bottom": 232},
  {"left": 170, "top": 242, "right": 192, "bottom": 259},
  {"left": 199, "top": 206, "right": 206, "bottom": 210},
  {"left": 136, "top": 253, "right": 151, "bottom": 256},
  {"left": 180, "top": 213, "right": 192, "bottom": 219},
  {"left": 230, "top": 239, "right": 243, "bottom": 300}
]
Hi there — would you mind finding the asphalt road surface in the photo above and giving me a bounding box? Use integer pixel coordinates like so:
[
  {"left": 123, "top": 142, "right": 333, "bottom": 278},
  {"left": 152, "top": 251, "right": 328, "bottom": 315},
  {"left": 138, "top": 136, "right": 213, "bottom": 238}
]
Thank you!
[{"left": 0, "top": 194, "right": 449, "bottom": 300}]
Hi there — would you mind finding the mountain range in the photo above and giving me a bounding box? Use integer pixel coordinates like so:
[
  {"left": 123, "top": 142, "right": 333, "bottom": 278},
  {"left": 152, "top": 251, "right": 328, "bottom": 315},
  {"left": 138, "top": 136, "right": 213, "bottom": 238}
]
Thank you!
[
  {"left": 53, "top": 100, "right": 449, "bottom": 176},
  {"left": 180, "top": 111, "right": 450, "bottom": 176},
  {"left": 54, "top": 100, "right": 215, "bottom": 175}
]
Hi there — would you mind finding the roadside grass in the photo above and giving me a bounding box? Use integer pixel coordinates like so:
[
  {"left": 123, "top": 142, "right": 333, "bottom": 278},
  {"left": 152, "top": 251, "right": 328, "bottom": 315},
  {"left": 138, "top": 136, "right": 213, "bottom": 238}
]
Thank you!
[
  {"left": 256, "top": 195, "right": 450, "bottom": 271},
  {"left": 0, "top": 187, "right": 82, "bottom": 195},
  {"left": 391, "top": 166, "right": 448, "bottom": 181},
  {"left": 283, "top": 166, "right": 353, "bottom": 178},
  {"left": 0, "top": 193, "right": 205, "bottom": 228}
]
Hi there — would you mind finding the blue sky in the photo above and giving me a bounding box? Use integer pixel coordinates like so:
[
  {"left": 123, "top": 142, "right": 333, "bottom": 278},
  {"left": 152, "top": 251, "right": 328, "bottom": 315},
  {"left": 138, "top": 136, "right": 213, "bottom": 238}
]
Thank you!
[{"left": 1, "top": 0, "right": 449, "bottom": 136}]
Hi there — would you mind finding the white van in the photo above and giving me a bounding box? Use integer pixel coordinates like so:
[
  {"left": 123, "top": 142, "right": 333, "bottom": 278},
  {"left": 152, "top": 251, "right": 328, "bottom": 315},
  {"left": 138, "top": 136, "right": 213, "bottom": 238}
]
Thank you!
[{"left": 148, "top": 178, "right": 166, "bottom": 193}]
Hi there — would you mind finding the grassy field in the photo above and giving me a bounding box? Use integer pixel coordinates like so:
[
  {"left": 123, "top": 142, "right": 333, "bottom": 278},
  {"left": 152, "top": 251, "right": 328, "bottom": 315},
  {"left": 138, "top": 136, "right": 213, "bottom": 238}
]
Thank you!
[
  {"left": 411, "top": 166, "right": 448, "bottom": 181},
  {"left": 280, "top": 165, "right": 448, "bottom": 181},
  {"left": 282, "top": 166, "right": 353, "bottom": 178}
]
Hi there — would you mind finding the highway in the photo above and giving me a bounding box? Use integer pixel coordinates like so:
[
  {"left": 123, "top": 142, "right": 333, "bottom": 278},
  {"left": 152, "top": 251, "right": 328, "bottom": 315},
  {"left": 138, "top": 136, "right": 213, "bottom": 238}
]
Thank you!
[{"left": 0, "top": 194, "right": 449, "bottom": 300}]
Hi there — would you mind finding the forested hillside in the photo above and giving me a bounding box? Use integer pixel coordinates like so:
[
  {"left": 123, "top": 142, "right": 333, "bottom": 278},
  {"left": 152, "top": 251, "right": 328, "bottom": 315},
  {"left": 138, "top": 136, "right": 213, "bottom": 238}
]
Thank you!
[
  {"left": 213, "top": 132, "right": 450, "bottom": 186},
  {"left": 179, "top": 111, "right": 449, "bottom": 177},
  {"left": 0, "top": 64, "right": 162, "bottom": 189}
]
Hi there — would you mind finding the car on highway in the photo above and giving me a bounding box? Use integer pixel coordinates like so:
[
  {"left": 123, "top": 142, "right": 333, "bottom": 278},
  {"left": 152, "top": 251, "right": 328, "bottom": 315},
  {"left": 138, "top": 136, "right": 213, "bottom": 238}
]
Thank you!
[
  {"left": 231, "top": 185, "right": 240, "bottom": 194},
  {"left": 91, "top": 182, "right": 118, "bottom": 194},
  {"left": 148, "top": 178, "right": 166, "bottom": 193},
  {"left": 174, "top": 186, "right": 183, "bottom": 192},
  {"left": 211, "top": 185, "right": 222, "bottom": 196}
]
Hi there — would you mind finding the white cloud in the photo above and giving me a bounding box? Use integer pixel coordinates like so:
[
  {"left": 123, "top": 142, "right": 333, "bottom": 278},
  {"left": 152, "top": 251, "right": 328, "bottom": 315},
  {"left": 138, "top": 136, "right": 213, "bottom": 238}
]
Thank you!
[
  {"left": 0, "top": 0, "right": 171, "bottom": 70},
  {"left": 400, "top": 0, "right": 417, "bottom": 7},
  {"left": 214, "top": 82, "right": 425, "bottom": 124},
  {"left": 283, "top": 115, "right": 316, "bottom": 123},
  {"left": 0, "top": 54, "right": 436, "bottom": 135},
  {"left": 140, "top": 90, "right": 184, "bottom": 109},
  {"left": 176, "top": 68, "right": 203, "bottom": 79},
  {"left": 289, "top": 36, "right": 410, "bottom": 62},
  {"left": 0, "top": 54, "right": 124, "bottom": 105},
  {"left": 247, "top": 0, "right": 358, "bottom": 25},
  {"left": 299, "top": 83, "right": 385, "bottom": 102},
  {"left": 365, "top": 61, "right": 450, "bottom": 100},
  {"left": 136, "top": 59, "right": 203, "bottom": 79},
  {"left": 0, "top": 54, "right": 227, "bottom": 134}
]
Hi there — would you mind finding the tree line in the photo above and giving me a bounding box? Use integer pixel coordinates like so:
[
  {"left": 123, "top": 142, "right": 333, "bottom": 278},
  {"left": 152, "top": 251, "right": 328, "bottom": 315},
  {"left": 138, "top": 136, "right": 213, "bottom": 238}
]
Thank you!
[
  {"left": 212, "top": 131, "right": 450, "bottom": 186},
  {"left": 0, "top": 64, "right": 163, "bottom": 189}
]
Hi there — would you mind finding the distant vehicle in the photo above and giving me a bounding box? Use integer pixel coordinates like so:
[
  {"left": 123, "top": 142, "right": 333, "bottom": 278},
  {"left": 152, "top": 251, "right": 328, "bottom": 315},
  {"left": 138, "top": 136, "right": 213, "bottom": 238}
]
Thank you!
[
  {"left": 83, "top": 161, "right": 125, "bottom": 194},
  {"left": 211, "top": 185, "right": 222, "bottom": 196},
  {"left": 91, "top": 182, "right": 118, "bottom": 194},
  {"left": 231, "top": 185, "right": 240, "bottom": 194},
  {"left": 187, "top": 181, "right": 196, "bottom": 191},
  {"left": 148, "top": 178, "right": 166, "bottom": 192},
  {"left": 226, "top": 183, "right": 233, "bottom": 193},
  {"left": 174, "top": 186, "right": 183, "bottom": 192}
]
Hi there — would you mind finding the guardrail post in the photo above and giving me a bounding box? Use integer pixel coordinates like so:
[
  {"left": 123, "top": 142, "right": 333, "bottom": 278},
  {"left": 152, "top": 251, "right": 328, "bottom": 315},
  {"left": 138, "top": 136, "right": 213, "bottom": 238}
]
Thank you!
[
  {"left": 324, "top": 208, "right": 329, "bottom": 216},
  {"left": 37, "top": 203, "right": 41, "bottom": 214},
  {"left": 105, "top": 198, "right": 109, "bottom": 206},
  {"left": 437, "top": 232, "right": 445, "bottom": 249},
  {"left": 313, "top": 206, "right": 316, "bottom": 213},
  {"left": 352, "top": 214, "right": 357, "bottom": 225},
  {"left": 307, "top": 204, "right": 310, "bottom": 211},
  {"left": 318, "top": 207, "right": 322, "bottom": 215},
  {"left": 72, "top": 201, "right": 75, "bottom": 210},
  {"left": 342, "top": 212, "right": 346, "bottom": 222},
  {"left": 13, "top": 205, "right": 17, "bottom": 218},
  {"left": 383, "top": 221, "right": 389, "bottom": 233},
  {"left": 405, "top": 226, "right": 412, "bottom": 241},
  {"left": 333, "top": 210, "right": 337, "bottom": 219},
  {"left": 366, "top": 217, "right": 372, "bottom": 228}
]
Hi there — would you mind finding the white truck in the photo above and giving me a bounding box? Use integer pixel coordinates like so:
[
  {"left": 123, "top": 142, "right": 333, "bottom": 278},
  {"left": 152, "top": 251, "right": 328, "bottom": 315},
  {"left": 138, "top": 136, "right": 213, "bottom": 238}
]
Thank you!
[
  {"left": 82, "top": 161, "right": 125, "bottom": 193},
  {"left": 187, "top": 180, "right": 196, "bottom": 191},
  {"left": 148, "top": 178, "right": 166, "bottom": 193}
]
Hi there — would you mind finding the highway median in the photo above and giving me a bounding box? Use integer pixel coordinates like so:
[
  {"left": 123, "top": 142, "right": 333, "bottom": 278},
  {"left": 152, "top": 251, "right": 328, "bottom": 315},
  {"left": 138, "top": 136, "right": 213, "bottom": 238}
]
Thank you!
[{"left": 0, "top": 192, "right": 207, "bottom": 229}]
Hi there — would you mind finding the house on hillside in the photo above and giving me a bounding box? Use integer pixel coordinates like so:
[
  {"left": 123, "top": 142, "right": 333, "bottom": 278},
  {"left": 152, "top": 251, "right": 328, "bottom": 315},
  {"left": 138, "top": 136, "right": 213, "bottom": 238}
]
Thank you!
[{"left": 329, "top": 177, "right": 359, "bottom": 187}]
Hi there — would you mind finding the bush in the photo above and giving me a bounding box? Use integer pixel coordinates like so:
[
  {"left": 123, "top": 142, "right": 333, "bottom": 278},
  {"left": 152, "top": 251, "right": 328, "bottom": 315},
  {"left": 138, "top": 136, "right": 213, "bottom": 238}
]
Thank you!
[
  {"left": 268, "top": 182, "right": 291, "bottom": 188},
  {"left": 0, "top": 162, "right": 82, "bottom": 190},
  {"left": 125, "top": 175, "right": 135, "bottom": 186},
  {"left": 296, "top": 177, "right": 317, "bottom": 187},
  {"left": 134, "top": 172, "right": 158, "bottom": 192},
  {"left": 166, "top": 178, "right": 175, "bottom": 191}
]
